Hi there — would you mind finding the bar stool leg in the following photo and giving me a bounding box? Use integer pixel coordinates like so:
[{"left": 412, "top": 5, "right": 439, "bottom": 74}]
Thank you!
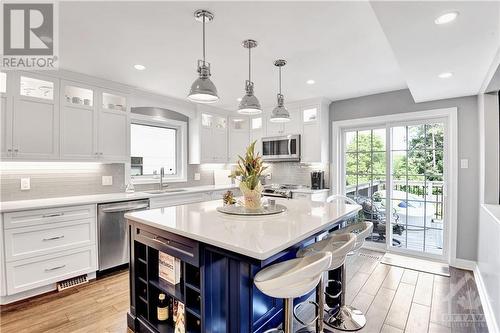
[
  {"left": 327, "top": 262, "right": 366, "bottom": 331},
  {"left": 284, "top": 298, "right": 294, "bottom": 333}
]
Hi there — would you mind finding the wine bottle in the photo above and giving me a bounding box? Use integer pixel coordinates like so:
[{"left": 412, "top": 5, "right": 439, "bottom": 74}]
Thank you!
[{"left": 157, "top": 293, "right": 169, "bottom": 321}]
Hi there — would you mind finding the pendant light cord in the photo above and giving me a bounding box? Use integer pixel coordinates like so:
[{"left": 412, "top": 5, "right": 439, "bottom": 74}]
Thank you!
[
  {"left": 248, "top": 46, "right": 251, "bottom": 82},
  {"left": 202, "top": 15, "right": 206, "bottom": 66},
  {"left": 278, "top": 66, "right": 282, "bottom": 95}
]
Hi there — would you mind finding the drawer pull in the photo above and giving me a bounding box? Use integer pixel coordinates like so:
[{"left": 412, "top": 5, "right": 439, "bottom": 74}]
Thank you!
[
  {"left": 152, "top": 236, "right": 194, "bottom": 258},
  {"left": 42, "top": 212, "right": 65, "bottom": 218},
  {"left": 45, "top": 264, "right": 66, "bottom": 272},
  {"left": 43, "top": 235, "right": 65, "bottom": 241}
]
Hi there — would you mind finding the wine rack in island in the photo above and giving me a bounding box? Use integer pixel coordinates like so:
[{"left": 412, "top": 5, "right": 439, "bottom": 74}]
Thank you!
[{"left": 130, "top": 225, "right": 202, "bottom": 333}]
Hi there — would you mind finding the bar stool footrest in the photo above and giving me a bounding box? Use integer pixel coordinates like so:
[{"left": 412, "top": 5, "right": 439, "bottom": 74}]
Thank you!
[{"left": 293, "top": 300, "right": 320, "bottom": 327}]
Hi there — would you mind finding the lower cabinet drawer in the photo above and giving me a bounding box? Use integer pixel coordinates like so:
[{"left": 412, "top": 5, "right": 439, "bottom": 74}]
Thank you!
[
  {"left": 4, "top": 218, "right": 96, "bottom": 262},
  {"left": 6, "top": 246, "right": 97, "bottom": 295}
]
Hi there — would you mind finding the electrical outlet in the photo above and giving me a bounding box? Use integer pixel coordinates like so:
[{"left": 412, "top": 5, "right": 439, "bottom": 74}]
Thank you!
[
  {"left": 102, "top": 176, "right": 113, "bottom": 186},
  {"left": 20, "top": 178, "right": 30, "bottom": 190},
  {"left": 194, "top": 173, "right": 201, "bottom": 181},
  {"left": 460, "top": 159, "right": 469, "bottom": 169}
]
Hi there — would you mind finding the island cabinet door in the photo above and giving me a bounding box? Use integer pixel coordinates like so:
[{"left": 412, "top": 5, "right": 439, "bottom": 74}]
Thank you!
[{"left": 201, "top": 246, "right": 308, "bottom": 333}]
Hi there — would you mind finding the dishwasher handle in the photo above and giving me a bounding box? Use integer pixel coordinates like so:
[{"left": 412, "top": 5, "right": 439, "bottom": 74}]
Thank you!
[{"left": 99, "top": 201, "right": 149, "bottom": 213}]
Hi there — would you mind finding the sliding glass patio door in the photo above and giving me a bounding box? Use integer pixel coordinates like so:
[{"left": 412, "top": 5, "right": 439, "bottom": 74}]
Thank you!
[{"left": 342, "top": 119, "right": 448, "bottom": 259}]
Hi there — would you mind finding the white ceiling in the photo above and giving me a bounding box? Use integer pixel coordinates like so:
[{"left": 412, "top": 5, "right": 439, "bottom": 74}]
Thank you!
[{"left": 59, "top": 1, "right": 500, "bottom": 109}]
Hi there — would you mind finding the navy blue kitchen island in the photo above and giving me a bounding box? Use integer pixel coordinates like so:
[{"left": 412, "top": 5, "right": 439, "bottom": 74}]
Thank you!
[{"left": 125, "top": 198, "right": 360, "bottom": 333}]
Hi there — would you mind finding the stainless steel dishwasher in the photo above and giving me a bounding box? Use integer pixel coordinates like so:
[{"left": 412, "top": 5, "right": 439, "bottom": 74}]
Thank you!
[{"left": 97, "top": 199, "right": 150, "bottom": 271}]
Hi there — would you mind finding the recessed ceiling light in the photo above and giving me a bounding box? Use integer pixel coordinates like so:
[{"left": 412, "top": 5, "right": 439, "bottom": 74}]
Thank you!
[
  {"left": 435, "top": 11, "right": 459, "bottom": 25},
  {"left": 306, "top": 79, "right": 315, "bottom": 85},
  {"left": 134, "top": 64, "right": 146, "bottom": 71},
  {"left": 438, "top": 72, "right": 453, "bottom": 79},
  {"left": 237, "top": 97, "right": 242, "bottom": 102}
]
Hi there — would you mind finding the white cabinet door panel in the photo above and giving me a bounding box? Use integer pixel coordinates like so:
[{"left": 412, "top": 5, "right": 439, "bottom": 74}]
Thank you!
[
  {"left": 12, "top": 99, "right": 58, "bottom": 159},
  {"left": 212, "top": 129, "right": 228, "bottom": 163},
  {"left": 283, "top": 107, "right": 301, "bottom": 135},
  {"left": 1, "top": 95, "right": 12, "bottom": 158},
  {"left": 4, "top": 218, "right": 95, "bottom": 262},
  {"left": 60, "top": 106, "right": 96, "bottom": 159},
  {"left": 6, "top": 246, "right": 96, "bottom": 294},
  {"left": 302, "top": 123, "right": 321, "bottom": 163},
  {"left": 98, "top": 110, "right": 128, "bottom": 161}
]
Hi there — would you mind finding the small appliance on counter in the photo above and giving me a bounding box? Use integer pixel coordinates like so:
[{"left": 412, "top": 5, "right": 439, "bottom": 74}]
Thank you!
[{"left": 311, "top": 171, "right": 325, "bottom": 190}]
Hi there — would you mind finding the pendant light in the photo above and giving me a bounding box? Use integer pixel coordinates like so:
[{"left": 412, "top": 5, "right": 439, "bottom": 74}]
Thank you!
[
  {"left": 238, "top": 39, "right": 261, "bottom": 114},
  {"left": 270, "top": 59, "right": 290, "bottom": 122},
  {"left": 187, "top": 10, "right": 219, "bottom": 104}
]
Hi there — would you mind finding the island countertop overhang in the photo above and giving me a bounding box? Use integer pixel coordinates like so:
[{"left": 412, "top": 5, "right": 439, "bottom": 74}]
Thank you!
[{"left": 125, "top": 198, "right": 361, "bottom": 261}]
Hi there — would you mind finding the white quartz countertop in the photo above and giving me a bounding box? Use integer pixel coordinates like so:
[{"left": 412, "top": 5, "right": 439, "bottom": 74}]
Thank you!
[
  {"left": 125, "top": 198, "right": 361, "bottom": 260},
  {"left": 0, "top": 185, "right": 237, "bottom": 213}
]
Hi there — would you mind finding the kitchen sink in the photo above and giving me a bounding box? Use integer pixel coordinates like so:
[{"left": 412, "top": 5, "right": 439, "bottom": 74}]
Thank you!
[{"left": 143, "top": 189, "right": 188, "bottom": 194}]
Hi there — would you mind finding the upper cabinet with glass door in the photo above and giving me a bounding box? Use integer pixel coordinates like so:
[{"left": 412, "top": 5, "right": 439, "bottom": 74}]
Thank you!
[
  {"left": 60, "top": 81, "right": 97, "bottom": 160},
  {"left": 97, "top": 90, "right": 129, "bottom": 162},
  {"left": 11, "top": 73, "right": 59, "bottom": 159},
  {"left": 300, "top": 100, "right": 330, "bottom": 164},
  {"left": 189, "top": 107, "right": 228, "bottom": 164}
]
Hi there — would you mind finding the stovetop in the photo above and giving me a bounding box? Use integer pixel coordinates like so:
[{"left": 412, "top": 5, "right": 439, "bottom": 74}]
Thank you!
[{"left": 262, "top": 184, "right": 309, "bottom": 198}]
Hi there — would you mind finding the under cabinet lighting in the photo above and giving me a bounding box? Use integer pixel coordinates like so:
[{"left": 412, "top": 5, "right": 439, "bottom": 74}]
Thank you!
[
  {"left": 306, "top": 79, "right": 315, "bottom": 85},
  {"left": 134, "top": 64, "right": 146, "bottom": 71}
]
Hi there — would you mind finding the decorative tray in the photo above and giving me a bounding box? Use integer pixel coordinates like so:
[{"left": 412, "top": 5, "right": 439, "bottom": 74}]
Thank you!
[{"left": 216, "top": 204, "right": 287, "bottom": 216}]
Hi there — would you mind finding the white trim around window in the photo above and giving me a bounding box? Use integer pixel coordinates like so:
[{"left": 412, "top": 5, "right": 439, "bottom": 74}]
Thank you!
[
  {"left": 129, "top": 113, "right": 188, "bottom": 184},
  {"left": 331, "top": 107, "right": 458, "bottom": 265}
]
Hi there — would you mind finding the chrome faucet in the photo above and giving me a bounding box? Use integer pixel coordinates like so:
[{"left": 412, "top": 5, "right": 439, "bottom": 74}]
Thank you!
[{"left": 159, "top": 167, "right": 168, "bottom": 190}]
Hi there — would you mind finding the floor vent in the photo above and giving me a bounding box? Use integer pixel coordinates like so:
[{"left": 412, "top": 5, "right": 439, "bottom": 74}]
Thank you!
[
  {"left": 358, "top": 252, "right": 383, "bottom": 261},
  {"left": 57, "top": 275, "right": 88, "bottom": 291}
]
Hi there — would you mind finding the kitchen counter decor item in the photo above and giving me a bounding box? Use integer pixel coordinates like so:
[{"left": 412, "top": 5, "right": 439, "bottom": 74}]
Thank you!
[
  {"left": 230, "top": 141, "right": 267, "bottom": 209},
  {"left": 216, "top": 203, "right": 287, "bottom": 216},
  {"left": 222, "top": 190, "right": 236, "bottom": 206}
]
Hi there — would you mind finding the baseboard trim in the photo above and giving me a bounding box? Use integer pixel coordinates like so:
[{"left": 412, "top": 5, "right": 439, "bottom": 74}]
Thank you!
[
  {"left": 450, "top": 258, "right": 476, "bottom": 271},
  {"left": 473, "top": 263, "right": 499, "bottom": 333}
]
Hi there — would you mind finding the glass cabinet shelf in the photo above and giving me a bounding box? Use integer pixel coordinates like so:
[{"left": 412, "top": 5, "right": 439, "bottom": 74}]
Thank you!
[
  {"left": 303, "top": 108, "right": 318, "bottom": 122},
  {"left": 201, "top": 113, "right": 213, "bottom": 127},
  {"left": 64, "top": 85, "right": 93, "bottom": 107},
  {"left": 214, "top": 116, "right": 226, "bottom": 129},
  {"left": 251, "top": 117, "right": 262, "bottom": 130},
  {"left": 230, "top": 118, "right": 248, "bottom": 130},
  {"left": 102, "top": 92, "right": 126, "bottom": 111},
  {"left": 0, "top": 72, "right": 6, "bottom": 94},
  {"left": 20, "top": 76, "right": 54, "bottom": 100}
]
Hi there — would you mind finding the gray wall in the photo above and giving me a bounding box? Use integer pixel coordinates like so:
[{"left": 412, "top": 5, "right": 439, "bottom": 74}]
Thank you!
[{"left": 330, "top": 89, "right": 479, "bottom": 261}]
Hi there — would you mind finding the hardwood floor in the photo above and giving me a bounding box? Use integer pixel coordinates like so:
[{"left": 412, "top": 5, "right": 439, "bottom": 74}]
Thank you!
[{"left": 0, "top": 251, "right": 489, "bottom": 333}]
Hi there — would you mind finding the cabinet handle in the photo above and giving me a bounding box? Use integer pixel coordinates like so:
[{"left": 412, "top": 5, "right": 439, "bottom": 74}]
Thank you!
[
  {"left": 43, "top": 235, "right": 65, "bottom": 241},
  {"left": 42, "top": 212, "right": 64, "bottom": 218},
  {"left": 45, "top": 264, "right": 66, "bottom": 272},
  {"left": 99, "top": 152, "right": 103, "bottom": 155}
]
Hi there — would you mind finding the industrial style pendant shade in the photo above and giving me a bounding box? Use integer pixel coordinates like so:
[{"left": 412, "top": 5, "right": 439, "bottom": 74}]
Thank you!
[
  {"left": 187, "top": 9, "right": 219, "bottom": 104},
  {"left": 270, "top": 59, "right": 290, "bottom": 123},
  {"left": 238, "top": 39, "right": 262, "bottom": 114}
]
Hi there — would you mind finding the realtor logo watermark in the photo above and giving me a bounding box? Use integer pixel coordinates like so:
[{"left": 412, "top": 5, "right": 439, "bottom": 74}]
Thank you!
[{"left": 1, "top": 1, "right": 59, "bottom": 69}]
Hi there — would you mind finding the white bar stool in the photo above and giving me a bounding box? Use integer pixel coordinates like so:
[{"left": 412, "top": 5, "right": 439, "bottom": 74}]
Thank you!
[
  {"left": 294, "top": 233, "right": 356, "bottom": 333},
  {"left": 327, "top": 221, "right": 374, "bottom": 331},
  {"left": 254, "top": 252, "right": 332, "bottom": 333}
]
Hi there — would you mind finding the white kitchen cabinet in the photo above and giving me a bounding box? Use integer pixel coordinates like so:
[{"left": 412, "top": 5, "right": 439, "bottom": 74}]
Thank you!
[
  {"left": 96, "top": 90, "right": 129, "bottom": 162},
  {"left": 0, "top": 72, "right": 12, "bottom": 159},
  {"left": 299, "top": 101, "right": 330, "bottom": 163},
  {"left": 60, "top": 81, "right": 97, "bottom": 159},
  {"left": 250, "top": 115, "right": 265, "bottom": 155},
  {"left": 228, "top": 117, "right": 250, "bottom": 163},
  {"left": 149, "top": 192, "right": 205, "bottom": 209},
  {"left": 9, "top": 73, "right": 59, "bottom": 160},
  {"left": 1, "top": 204, "right": 97, "bottom": 297},
  {"left": 189, "top": 106, "right": 228, "bottom": 164}
]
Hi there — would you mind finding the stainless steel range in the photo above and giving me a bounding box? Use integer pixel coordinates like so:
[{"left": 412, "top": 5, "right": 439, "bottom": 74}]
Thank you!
[{"left": 262, "top": 184, "right": 307, "bottom": 199}]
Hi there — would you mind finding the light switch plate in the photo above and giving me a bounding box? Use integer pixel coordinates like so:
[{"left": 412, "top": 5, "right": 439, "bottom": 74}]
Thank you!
[
  {"left": 102, "top": 176, "right": 113, "bottom": 186},
  {"left": 460, "top": 159, "right": 469, "bottom": 169},
  {"left": 194, "top": 173, "right": 201, "bottom": 181},
  {"left": 20, "top": 178, "right": 30, "bottom": 190}
]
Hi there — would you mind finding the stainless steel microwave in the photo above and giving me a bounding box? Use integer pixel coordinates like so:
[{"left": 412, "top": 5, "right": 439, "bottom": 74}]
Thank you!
[{"left": 261, "top": 134, "right": 300, "bottom": 162}]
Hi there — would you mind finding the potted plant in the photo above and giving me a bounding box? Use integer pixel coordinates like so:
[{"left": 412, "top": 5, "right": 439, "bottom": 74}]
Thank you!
[{"left": 230, "top": 141, "right": 267, "bottom": 209}]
